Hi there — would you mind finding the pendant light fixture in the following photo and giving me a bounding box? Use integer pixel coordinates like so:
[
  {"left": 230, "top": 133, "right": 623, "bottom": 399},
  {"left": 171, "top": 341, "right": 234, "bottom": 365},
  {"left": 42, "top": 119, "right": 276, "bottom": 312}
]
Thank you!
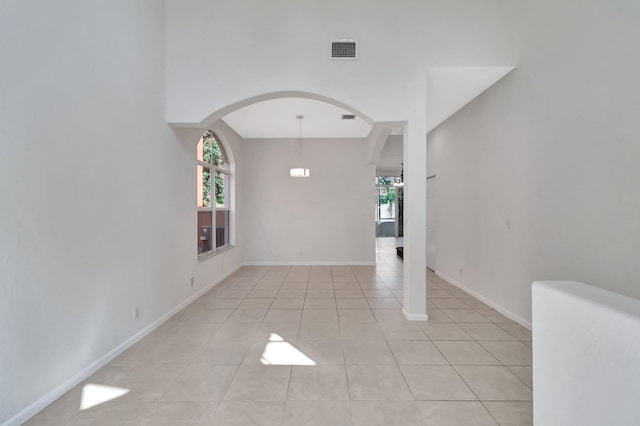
[
  {"left": 290, "top": 115, "right": 310, "bottom": 177},
  {"left": 393, "top": 163, "right": 404, "bottom": 187}
]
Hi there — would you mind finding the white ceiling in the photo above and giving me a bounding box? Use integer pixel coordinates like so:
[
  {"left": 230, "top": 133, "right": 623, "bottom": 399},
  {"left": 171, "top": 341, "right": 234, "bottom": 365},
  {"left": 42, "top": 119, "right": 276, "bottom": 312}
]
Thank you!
[{"left": 222, "top": 97, "right": 372, "bottom": 139}]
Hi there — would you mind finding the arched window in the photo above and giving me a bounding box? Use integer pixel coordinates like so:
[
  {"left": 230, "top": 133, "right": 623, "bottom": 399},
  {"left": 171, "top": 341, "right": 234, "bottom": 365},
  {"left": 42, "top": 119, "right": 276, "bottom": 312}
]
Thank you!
[{"left": 197, "top": 130, "right": 231, "bottom": 256}]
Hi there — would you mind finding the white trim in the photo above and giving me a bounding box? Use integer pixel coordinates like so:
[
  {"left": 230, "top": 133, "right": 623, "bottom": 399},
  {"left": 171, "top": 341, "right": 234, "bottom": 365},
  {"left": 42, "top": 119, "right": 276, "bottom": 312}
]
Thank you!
[
  {"left": 402, "top": 309, "right": 429, "bottom": 321},
  {"left": 243, "top": 261, "right": 377, "bottom": 266},
  {"left": 435, "top": 271, "right": 532, "bottom": 330},
  {"left": 196, "top": 159, "right": 230, "bottom": 174},
  {"left": 4, "top": 264, "right": 242, "bottom": 426},
  {"left": 198, "top": 207, "right": 230, "bottom": 213},
  {"left": 198, "top": 244, "right": 235, "bottom": 262}
]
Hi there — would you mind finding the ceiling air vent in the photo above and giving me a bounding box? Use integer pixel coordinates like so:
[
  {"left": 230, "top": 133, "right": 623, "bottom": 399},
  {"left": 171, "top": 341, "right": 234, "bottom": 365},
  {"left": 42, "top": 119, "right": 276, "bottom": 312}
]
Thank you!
[
  {"left": 331, "top": 39, "right": 358, "bottom": 61},
  {"left": 341, "top": 114, "right": 356, "bottom": 120}
]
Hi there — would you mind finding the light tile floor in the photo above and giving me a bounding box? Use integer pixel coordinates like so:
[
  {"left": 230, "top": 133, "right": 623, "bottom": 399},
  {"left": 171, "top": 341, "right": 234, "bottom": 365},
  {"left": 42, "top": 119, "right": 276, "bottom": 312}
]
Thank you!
[{"left": 26, "top": 239, "right": 533, "bottom": 425}]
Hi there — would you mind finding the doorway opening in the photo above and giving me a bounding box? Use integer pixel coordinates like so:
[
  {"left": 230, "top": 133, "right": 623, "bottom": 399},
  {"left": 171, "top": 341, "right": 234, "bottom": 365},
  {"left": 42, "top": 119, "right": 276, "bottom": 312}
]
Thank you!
[{"left": 375, "top": 176, "right": 404, "bottom": 238}]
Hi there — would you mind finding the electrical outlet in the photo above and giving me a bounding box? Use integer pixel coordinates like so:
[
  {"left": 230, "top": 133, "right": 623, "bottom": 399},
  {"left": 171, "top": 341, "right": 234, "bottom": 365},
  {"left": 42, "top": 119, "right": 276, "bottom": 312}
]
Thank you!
[
  {"left": 190, "top": 277, "right": 195, "bottom": 287},
  {"left": 134, "top": 307, "right": 140, "bottom": 320},
  {"left": 459, "top": 269, "right": 463, "bottom": 277},
  {"left": 299, "top": 250, "right": 303, "bottom": 256}
]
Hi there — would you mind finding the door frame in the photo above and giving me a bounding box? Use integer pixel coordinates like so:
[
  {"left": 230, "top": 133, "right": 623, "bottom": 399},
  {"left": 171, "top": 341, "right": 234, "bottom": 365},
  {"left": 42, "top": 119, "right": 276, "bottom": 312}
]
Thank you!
[{"left": 426, "top": 174, "right": 436, "bottom": 271}]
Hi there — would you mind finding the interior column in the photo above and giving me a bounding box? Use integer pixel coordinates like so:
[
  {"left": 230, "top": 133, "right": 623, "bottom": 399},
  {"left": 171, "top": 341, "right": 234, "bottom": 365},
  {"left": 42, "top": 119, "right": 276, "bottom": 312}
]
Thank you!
[{"left": 402, "top": 110, "right": 428, "bottom": 321}]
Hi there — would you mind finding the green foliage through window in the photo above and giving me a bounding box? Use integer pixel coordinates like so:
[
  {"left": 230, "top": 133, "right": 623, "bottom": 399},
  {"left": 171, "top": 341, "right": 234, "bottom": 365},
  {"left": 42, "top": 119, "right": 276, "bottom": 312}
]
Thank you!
[
  {"left": 376, "top": 176, "right": 396, "bottom": 206},
  {"left": 202, "top": 131, "right": 226, "bottom": 207},
  {"left": 202, "top": 167, "right": 211, "bottom": 207},
  {"left": 202, "top": 130, "right": 224, "bottom": 167},
  {"left": 378, "top": 188, "right": 396, "bottom": 209}
]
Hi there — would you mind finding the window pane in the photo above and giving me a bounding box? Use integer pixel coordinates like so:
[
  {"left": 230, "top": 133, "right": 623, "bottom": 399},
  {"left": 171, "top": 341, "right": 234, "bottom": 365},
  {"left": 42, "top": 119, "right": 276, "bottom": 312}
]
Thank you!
[
  {"left": 376, "top": 176, "right": 399, "bottom": 185},
  {"left": 378, "top": 187, "right": 396, "bottom": 220},
  {"left": 216, "top": 210, "right": 230, "bottom": 247},
  {"left": 203, "top": 137, "right": 215, "bottom": 165},
  {"left": 201, "top": 130, "right": 228, "bottom": 168},
  {"left": 197, "top": 165, "right": 212, "bottom": 208},
  {"left": 215, "top": 171, "right": 229, "bottom": 208},
  {"left": 198, "top": 211, "right": 213, "bottom": 254}
]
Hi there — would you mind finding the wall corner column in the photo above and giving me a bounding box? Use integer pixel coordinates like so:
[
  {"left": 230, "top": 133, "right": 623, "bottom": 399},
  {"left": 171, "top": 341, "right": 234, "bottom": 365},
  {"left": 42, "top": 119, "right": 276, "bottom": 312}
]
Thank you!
[{"left": 402, "top": 108, "right": 428, "bottom": 321}]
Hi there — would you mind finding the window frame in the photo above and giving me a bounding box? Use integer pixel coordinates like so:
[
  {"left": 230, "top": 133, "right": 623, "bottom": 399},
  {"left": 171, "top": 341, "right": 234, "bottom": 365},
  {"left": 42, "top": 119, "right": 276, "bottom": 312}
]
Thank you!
[{"left": 197, "top": 132, "right": 233, "bottom": 260}]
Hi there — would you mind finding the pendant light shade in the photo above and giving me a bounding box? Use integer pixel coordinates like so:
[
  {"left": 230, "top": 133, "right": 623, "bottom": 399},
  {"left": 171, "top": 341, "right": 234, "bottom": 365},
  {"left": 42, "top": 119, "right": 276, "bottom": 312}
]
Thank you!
[
  {"left": 289, "top": 167, "right": 310, "bottom": 177},
  {"left": 290, "top": 115, "right": 310, "bottom": 178}
]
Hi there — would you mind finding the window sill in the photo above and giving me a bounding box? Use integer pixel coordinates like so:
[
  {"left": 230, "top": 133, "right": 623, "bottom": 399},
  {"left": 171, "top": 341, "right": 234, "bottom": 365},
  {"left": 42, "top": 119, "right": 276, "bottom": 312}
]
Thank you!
[{"left": 198, "top": 244, "right": 235, "bottom": 262}]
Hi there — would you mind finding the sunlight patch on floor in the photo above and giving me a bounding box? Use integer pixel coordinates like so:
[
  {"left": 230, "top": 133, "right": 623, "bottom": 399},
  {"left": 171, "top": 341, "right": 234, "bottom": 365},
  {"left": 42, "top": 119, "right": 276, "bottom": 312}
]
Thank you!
[
  {"left": 80, "top": 384, "right": 130, "bottom": 410},
  {"left": 260, "top": 333, "right": 316, "bottom": 366}
]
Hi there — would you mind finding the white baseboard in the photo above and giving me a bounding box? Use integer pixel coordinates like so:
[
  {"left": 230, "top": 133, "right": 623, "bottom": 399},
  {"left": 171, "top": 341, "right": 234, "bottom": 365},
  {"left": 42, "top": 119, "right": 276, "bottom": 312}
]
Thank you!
[
  {"left": 402, "top": 309, "right": 429, "bottom": 321},
  {"left": 243, "top": 261, "right": 377, "bottom": 266},
  {"left": 4, "top": 264, "right": 242, "bottom": 426},
  {"left": 435, "top": 271, "right": 532, "bottom": 330}
]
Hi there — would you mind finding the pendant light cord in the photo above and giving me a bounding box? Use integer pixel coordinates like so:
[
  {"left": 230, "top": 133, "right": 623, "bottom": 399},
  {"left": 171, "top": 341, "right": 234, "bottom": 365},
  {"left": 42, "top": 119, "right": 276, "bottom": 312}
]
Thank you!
[{"left": 297, "top": 115, "right": 304, "bottom": 166}]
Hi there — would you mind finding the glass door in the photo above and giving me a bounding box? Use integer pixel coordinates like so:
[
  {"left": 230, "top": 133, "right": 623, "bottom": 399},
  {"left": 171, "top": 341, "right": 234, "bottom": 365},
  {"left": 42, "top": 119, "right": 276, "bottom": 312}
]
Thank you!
[{"left": 376, "top": 176, "right": 398, "bottom": 237}]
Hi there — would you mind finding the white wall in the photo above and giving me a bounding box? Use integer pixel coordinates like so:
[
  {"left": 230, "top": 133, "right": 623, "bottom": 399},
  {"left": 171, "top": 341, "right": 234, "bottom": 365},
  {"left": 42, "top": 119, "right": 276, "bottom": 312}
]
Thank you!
[
  {"left": 376, "top": 135, "right": 403, "bottom": 176},
  {"left": 165, "top": 0, "right": 519, "bottom": 320},
  {"left": 532, "top": 281, "right": 640, "bottom": 425},
  {"left": 427, "top": 0, "right": 640, "bottom": 324},
  {"left": 242, "top": 138, "right": 375, "bottom": 264},
  {"left": 176, "top": 120, "right": 245, "bottom": 287},
  {"left": 165, "top": 0, "right": 518, "bottom": 125},
  {"left": 0, "top": 2, "right": 242, "bottom": 424}
]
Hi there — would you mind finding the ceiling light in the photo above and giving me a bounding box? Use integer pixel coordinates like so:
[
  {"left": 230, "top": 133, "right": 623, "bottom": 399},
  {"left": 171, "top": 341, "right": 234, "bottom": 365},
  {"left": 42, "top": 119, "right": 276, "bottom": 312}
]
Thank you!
[{"left": 290, "top": 115, "right": 310, "bottom": 178}]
